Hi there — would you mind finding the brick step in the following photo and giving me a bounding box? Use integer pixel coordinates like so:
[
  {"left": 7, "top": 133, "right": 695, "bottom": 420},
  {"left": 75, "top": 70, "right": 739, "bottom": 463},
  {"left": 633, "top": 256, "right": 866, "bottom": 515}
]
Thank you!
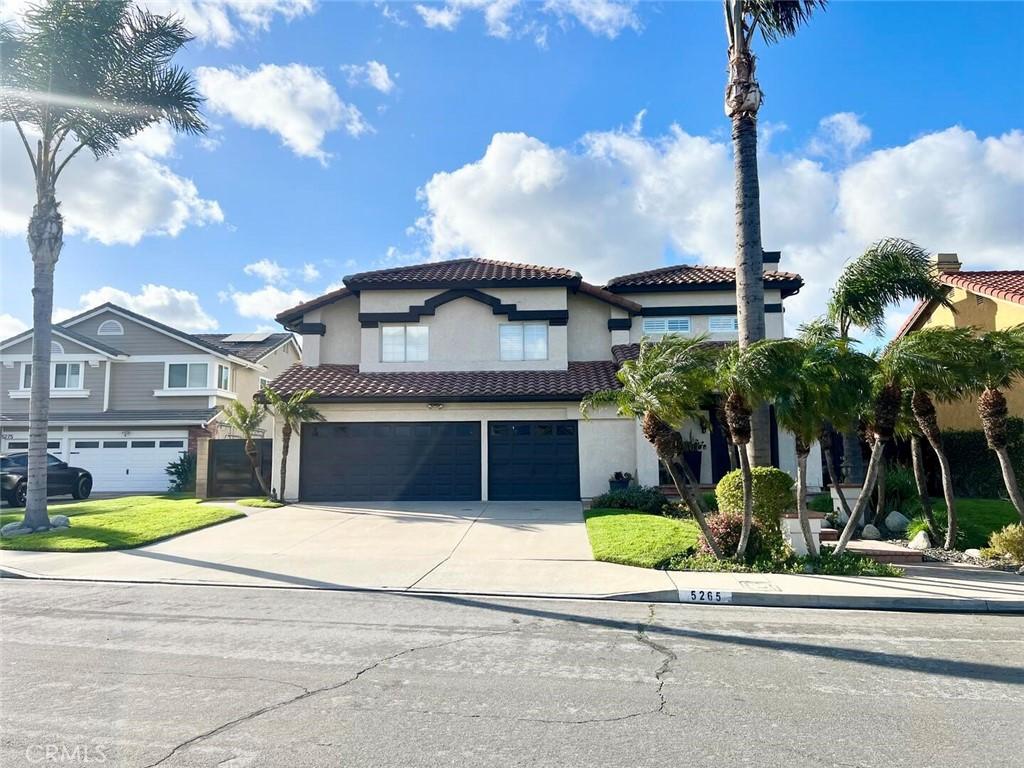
[
  {"left": 819, "top": 527, "right": 838, "bottom": 542},
  {"left": 822, "top": 540, "right": 923, "bottom": 565}
]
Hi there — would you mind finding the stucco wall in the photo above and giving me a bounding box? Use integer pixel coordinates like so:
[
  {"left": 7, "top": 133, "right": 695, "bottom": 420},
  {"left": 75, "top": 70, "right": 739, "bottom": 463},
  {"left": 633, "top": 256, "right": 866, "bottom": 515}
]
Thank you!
[
  {"left": 916, "top": 289, "right": 1024, "bottom": 430},
  {"left": 627, "top": 288, "right": 787, "bottom": 342},
  {"left": 311, "top": 298, "right": 360, "bottom": 366},
  {"left": 567, "top": 293, "right": 613, "bottom": 361}
]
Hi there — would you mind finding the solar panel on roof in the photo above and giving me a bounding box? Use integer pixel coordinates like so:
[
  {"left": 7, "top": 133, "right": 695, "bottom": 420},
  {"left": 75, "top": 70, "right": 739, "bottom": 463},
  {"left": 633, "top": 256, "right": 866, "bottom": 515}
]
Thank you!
[{"left": 222, "top": 332, "right": 272, "bottom": 343}]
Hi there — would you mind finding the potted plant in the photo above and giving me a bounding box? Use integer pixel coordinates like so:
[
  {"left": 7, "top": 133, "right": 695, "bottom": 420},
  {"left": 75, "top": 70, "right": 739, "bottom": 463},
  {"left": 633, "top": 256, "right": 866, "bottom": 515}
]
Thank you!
[
  {"left": 609, "top": 471, "right": 632, "bottom": 492},
  {"left": 681, "top": 433, "right": 706, "bottom": 482}
]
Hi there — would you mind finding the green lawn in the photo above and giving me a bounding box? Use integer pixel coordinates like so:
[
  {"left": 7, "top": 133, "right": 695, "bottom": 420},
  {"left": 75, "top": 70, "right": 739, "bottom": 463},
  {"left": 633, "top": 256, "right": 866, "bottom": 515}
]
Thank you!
[
  {"left": 0, "top": 495, "right": 244, "bottom": 552},
  {"left": 584, "top": 507, "right": 699, "bottom": 568},
  {"left": 933, "top": 498, "right": 1020, "bottom": 549},
  {"left": 236, "top": 497, "right": 284, "bottom": 508}
]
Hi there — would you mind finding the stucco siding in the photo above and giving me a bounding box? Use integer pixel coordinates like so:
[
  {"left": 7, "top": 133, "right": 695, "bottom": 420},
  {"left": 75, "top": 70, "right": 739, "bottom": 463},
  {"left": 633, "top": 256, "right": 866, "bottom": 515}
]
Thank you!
[
  {"left": 627, "top": 288, "right": 787, "bottom": 342},
  {"left": 313, "top": 299, "right": 360, "bottom": 365},
  {"left": 567, "top": 293, "right": 614, "bottom": 361}
]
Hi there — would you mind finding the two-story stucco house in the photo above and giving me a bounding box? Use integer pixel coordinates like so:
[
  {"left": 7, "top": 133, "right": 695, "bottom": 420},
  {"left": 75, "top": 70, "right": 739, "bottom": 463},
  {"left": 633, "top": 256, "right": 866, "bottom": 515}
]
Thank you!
[
  {"left": 0, "top": 303, "right": 299, "bottom": 492},
  {"left": 268, "top": 255, "right": 822, "bottom": 503}
]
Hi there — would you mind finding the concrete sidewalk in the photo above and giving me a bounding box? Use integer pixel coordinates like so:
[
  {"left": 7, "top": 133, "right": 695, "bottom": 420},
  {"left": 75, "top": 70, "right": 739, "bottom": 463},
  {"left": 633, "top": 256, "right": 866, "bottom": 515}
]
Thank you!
[{"left": 1, "top": 503, "right": 1021, "bottom": 612}]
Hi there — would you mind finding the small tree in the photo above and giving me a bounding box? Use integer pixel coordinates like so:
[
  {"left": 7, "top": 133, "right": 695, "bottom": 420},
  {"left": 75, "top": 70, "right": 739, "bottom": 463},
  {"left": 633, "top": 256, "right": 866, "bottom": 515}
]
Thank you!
[
  {"left": 581, "top": 336, "right": 724, "bottom": 558},
  {"left": 263, "top": 387, "right": 323, "bottom": 502},
  {"left": 965, "top": 325, "right": 1024, "bottom": 522},
  {"left": 222, "top": 399, "right": 271, "bottom": 498},
  {"left": 1, "top": 0, "right": 204, "bottom": 532}
]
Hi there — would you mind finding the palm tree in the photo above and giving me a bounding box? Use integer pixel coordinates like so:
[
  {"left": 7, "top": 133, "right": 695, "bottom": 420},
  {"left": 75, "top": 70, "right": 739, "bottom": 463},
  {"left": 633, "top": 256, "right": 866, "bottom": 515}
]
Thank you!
[
  {"left": 825, "top": 238, "right": 952, "bottom": 488},
  {"left": 1, "top": 0, "right": 204, "bottom": 532},
  {"left": 221, "top": 399, "right": 272, "bottom": 498},
  {"left": 263, "top": 387, "right": 323, "bottom": 502},
  {"left": 724, "top": 0, "right": 826, "bottom": 465},
  {"left": 965, "top": 325, "right": 1024, "bottom": 522},
  {"left": 581, "top": 336, "right": 724, "bottom": 558}
]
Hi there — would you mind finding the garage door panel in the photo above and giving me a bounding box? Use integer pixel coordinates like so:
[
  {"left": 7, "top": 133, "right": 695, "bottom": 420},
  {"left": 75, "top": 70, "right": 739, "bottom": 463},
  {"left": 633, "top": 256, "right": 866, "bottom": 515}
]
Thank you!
[
  {"left": 488, "top": 421, "right": 580, "bottom": 501},
  {"left": 69, "top": 436, "right": 186, "bottom": 493},
  {"left": 300, "top": 422, "right": 481, "bottom": 501}
]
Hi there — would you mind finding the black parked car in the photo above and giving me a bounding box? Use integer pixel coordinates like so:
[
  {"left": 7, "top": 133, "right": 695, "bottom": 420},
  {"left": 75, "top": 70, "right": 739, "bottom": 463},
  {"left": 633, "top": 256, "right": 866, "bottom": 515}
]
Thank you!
[{"left": 1, "top": 452, "right": 93, "bottom": 507}]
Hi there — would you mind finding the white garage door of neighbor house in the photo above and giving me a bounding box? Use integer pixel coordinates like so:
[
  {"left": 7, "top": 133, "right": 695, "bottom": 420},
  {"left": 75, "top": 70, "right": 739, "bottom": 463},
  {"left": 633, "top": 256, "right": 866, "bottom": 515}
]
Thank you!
[{"left": 69, "top": 438, "right": 187, "bottom": 493}]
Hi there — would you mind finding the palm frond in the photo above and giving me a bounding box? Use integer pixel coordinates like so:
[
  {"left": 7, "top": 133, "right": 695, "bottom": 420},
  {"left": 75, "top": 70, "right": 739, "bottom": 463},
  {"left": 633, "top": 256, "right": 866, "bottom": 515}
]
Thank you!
[{"left": 744, "top": 1, "right": 827, "bottom": 44}]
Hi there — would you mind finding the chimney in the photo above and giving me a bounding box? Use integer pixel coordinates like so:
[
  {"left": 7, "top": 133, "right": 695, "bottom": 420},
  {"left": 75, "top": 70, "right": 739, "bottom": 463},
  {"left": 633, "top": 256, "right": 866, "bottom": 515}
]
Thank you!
[
  {"left": 933, "top": 252, "right": 961, "bottom": 273},
  {"left": 762, "top": 250, "right": 781, "bottom": 274}
]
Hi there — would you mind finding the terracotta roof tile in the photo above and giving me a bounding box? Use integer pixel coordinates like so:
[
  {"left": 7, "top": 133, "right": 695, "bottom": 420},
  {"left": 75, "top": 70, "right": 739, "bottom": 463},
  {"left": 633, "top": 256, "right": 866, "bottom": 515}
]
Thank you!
[
  {"left": 267, "top": 362, "right": 620, "bottom": 402},
  {"left": 941, "top": 270, "right": 1024, "bottom": 305},
  {"left": 345, "top": 258, "right": 580, "bottom": 288},
  {"left": 605, "top": 264, "right": 803, "bottom": 297}
]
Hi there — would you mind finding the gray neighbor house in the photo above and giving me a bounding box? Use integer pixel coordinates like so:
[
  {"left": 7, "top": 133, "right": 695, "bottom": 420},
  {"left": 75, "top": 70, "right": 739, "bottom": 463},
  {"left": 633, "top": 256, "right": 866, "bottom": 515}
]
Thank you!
[{"left": 0, "top": 303, "right": 299, "bottom": 493}]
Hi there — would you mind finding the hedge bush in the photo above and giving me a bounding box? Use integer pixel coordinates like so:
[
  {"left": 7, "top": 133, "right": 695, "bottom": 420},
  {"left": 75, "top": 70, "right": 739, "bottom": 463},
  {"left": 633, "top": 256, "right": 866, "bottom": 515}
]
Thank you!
[
  {"left": 697, "top": 511, "right": 765, "bottom": 561},
  {"left": 716, "top": 466, "right": 794, "bottom": 537},
  {"left": 942, "top": 417, "right": 1024, "bottom": 498},
  {"left": 985, "top": 523, "right": 1024, "bottom": 563},
  {"left": 590, "top": 485, "right": 668, "bottom": 515}
]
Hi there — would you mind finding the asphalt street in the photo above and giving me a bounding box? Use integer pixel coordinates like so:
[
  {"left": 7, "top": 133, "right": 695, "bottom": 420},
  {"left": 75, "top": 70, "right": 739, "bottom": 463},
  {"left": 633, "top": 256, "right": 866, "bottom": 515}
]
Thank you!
[{"left": 1, "top": 580, "right": 1021, "bottom": 767}]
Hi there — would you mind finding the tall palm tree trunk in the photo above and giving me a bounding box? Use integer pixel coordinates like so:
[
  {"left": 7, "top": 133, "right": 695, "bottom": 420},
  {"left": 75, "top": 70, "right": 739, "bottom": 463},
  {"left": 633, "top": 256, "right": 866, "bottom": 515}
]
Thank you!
[
  {"left": 909, "top": 435, "right": 941, "bottom": 540},
  {"left": 724, "top": 391, "right": 755, "bottom": 558},
  {"left": 834, "top": 437, "right": 886, "bottom": 556},
  {"left": 244, "top": 436, "right": 271, "bottom": 498},
  {"left": 911, "top": 391, "right": 959, "bottom": 546},
  {"left": 662, "top": 458, "right": 724, "bottom": 560},
  {"left": 820, "top": 428, "right": 853, "bottom": 524},
  {"left": 278, "top": 423, "right": 291, "bottom": 502},
  {"left": 734, "top": 445, "right": 755, "bottom": 559},
  {"left": 872, "top": 459, "right": 887, "bottom": 527},
  {"left": 978, "top": 387, "right": 1024, "bottom": 522},
  {"left": 23, "top": 191, "right": 63, "bottom": 531},
  {"left": 795, "top": 442, "right": 816, "bottom": 556}
]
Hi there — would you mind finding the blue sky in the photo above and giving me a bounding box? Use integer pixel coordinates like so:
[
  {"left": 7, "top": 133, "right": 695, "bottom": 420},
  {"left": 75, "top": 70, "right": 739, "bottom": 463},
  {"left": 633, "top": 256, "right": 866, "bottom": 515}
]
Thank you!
[{"left": 1, "top": 1, "right": 1021, "bottom": 337}]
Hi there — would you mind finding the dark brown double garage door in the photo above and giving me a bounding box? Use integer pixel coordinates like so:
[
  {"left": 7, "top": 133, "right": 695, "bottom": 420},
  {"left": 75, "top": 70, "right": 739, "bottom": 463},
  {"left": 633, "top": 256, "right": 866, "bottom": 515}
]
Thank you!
[{"left": 299, "top": 421, "right": 579, "bottom": 502}]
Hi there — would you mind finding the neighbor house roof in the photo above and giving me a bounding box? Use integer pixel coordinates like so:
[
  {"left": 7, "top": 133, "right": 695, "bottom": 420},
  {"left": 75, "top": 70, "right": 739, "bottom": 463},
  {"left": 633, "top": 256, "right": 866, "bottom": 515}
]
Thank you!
[
  {"left": 343, "top": 257, "right": 580, "bottom": 290},
  {"left": 894, "top": 270, "right": 1024, "bottom": 338},
  {"left": 266, "top": 361, "right": 620, "bottom": 403},
  {"left": 192, "top": 333, "right": 296, "bottom": 362},
  {"left": 605, "top": 264, "right": 804, "bottom": 297}
]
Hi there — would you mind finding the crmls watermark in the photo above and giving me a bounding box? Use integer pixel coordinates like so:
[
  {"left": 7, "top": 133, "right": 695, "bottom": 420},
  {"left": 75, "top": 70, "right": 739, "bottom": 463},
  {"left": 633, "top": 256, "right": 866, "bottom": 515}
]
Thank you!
[{"left": 24, "top": 744, "right": 108, "bottom": 763}]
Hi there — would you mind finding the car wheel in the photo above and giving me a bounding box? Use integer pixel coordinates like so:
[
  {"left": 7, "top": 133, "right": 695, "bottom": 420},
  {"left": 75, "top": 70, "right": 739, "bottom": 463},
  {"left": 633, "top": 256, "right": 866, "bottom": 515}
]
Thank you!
[
  {"left": 72, "top": 475, "right": 92, "bottom": 500},
  {"left": 10, "top": 482, "right": 27, "bottom": 507}
]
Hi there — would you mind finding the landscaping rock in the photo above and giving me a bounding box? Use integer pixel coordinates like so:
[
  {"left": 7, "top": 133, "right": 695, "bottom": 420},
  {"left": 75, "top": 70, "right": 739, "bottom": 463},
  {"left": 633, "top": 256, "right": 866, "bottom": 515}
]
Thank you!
[
  {"left": 964, "top": 548, "right": 982, "bottom": 560},
  {"left": 884, "top": 511, "right": 910, "bottom": 534},
  {"left": 50, "top": 515, "right": 70, "bottom": 529},
  {"left": 861, "top": 524, "right": 881, "bottom": 540},
  {"left": 1018, "top": 565, "right": 1024, "bottom": 576},
  {"left": 0, "top": 522, "right": 34, "bottom": 538},
  {"left": 908, "top": 530, "right": 931, "bottom": 550},
  {"left": 835, "top": 507, "right": 849, "bottom": 525}
]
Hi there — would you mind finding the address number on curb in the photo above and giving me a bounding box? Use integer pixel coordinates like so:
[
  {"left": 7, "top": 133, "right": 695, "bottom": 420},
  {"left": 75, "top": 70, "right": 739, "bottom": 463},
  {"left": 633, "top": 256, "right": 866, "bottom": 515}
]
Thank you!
[{"left": 680, "top": 589, "right": 732, "bottom": 604}]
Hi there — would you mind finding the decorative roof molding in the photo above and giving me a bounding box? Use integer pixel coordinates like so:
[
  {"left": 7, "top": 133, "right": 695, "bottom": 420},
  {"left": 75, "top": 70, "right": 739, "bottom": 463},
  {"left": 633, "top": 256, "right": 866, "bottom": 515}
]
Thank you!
[{"left": 357, "top": 288, "right": 569, "bottom": 328}]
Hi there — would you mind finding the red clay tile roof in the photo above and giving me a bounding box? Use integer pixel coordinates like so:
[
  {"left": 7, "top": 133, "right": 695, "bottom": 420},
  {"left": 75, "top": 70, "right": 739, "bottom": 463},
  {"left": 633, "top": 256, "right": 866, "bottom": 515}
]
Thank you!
[
  {"left": 268, "top": 361, "right": 621, "bottom": 402},
  {"left": 611, "top": 344, "right": 640, "bottom": 365},
  {"left": 605, "top": 264, "right": 803, "bottom": 297},
  {"left": 276, "top": 286, "right": 354, "bottom": 325},
  {"left": 575, "top": 282, "right": 642, "bottom": 312},
  {"left": 344, "top": 258, "right": 580, "bottom": 289},
  {"left": 941, "top": 270, "right": 1024, "bottom": 305}
]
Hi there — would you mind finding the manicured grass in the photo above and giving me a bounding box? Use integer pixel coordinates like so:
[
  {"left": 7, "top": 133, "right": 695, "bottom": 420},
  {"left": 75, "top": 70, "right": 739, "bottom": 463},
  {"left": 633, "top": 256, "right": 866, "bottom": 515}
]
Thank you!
[
  {"left": 0, "top": 495, "right": 244, "bottom": 552},
  {"left": 585, "top": 507, "right": 699, "bottom": 569},
  {"left": 236, "top": 497, "right": 284, "bottom": 509},
  {"left": 932, "top": 498, "right": 1020, "bottom": 549}
]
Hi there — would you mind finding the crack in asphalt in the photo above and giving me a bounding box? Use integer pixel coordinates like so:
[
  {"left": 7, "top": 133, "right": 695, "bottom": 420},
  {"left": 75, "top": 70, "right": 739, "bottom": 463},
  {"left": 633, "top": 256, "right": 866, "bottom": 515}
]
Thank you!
[
  {"left": 102, "top": 670, "right": 311, "bottom": 695},
  {"left": 635, "top": 603, "right": 677, "bottom": 716},
  {"left": 141, "top": 627, "right": 518, "bottom": 768}
]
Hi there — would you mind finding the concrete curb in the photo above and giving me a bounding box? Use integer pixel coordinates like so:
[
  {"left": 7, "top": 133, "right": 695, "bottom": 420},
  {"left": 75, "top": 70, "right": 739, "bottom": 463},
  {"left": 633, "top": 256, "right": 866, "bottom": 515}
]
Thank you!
[{"left": 2, "top": 567, "right": 1022, "bottom": 613}]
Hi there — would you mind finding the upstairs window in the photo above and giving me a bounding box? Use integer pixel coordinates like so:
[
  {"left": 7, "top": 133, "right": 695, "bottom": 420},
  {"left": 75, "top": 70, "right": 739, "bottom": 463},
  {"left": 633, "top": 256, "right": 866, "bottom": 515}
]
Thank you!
[
  {"left": 382, "top": 326, "right": 428, "bottom": 362},
  {"left": 51, "top": 341, "right": 64, "bottom": 354},
  {"left": 641, "top": 317, "right": 691, "bottom": 336},
  {"left": 97, "top": 319, "right": 124, "bottom": 336},
  {"left": 217, "top": 364, "right": 230, "bottom": 390},
  {"left": 167, "top": 362, "right": 208, "bottom": 389},
  {"left": 709, "top": 316, "right": 739, "bottom": 333},
  {"left": 21, "top": 362, "right": 82, "bottom": 389},
  {"left": 500, "top": 323, "right": 548, "bottom": 361}
]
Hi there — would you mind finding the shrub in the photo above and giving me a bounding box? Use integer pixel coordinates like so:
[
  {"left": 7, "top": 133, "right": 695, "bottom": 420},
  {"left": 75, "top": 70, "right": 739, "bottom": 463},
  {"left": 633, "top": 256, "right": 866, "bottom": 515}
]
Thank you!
[
  {"left": 590, "top": 485, "right": 667, "bottom": 516},
  {"left": 986, "top": 523, "right": 1024, "bottom": 563},
  {"left": 165, "top": 452, "right": 196, "bottom": 493},
  {"left": 716, "top": 466, "right": 794, "bottom": 537},
  {"left": 808, "top": 494, "right": 834, "bottom": 514},
  {"left": 697, "top": 511, "right": 764, "bottom": 561},
  {"left": 942, "top": 417, "right": 1024, "bottom": 498},
  {"left": 702, "top": 491, "right": 719, "bottom": 512},
  {"left": 881, "top": 464, "right": 919, "bottom": 515}
]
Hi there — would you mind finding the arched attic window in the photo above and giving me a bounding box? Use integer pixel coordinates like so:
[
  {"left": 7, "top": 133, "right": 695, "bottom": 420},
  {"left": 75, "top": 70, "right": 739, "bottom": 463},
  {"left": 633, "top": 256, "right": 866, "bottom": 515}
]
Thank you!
[
  {"left": 51, "top": 341, "right": 64, "bottom": 354},
  {"left": 97, "top": 319, "right": 124, "bottom": 336}
]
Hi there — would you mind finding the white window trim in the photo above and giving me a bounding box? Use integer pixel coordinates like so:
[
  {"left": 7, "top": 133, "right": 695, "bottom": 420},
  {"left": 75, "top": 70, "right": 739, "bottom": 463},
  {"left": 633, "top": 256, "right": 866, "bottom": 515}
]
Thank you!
[
  {"left": 641, "top": 317, "right": 692, "bottom": 336},
  {"left": 162, "top": 361, "right": 210, "bottom": 391},
  {"left": 216, "top": 364, "right": 231, "bottom": 392},
  {"left": 97, "top": 319, "right": 125, "bottom": 336},
  {"left": 9, "top": 361, "right": 89, "bottom": 398},
  {"left": 381, "top": 325, "right": 429, "bottom": 363},
  {"left": 499, "top": 323, "right": 549, "bottom": 362},
  {"left": 708, "top": 315, "right": 740, "bottom": 333}
]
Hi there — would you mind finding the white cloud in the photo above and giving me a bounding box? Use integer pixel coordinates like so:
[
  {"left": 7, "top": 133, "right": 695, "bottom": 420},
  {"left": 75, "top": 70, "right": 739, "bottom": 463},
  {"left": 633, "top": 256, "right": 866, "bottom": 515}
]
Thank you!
[
  {"left": 415, "top": 3, "right": 462, "bottom": 30},
  {"left": 146, "top": 0, "right": 317, "bottom": 48},
  {"left": 0, "top": 313, "right": 29, "bottom": 340},
  {"left": 413, "top": 118, "right": 1024, "bottom": 334},
  {"left": 243, "top": 259, "right": 289, "bottom": 283},
  {"left": 196, "top": 64, "right": 369, "bottom": 164},
  {"left": 301, "top": 263, "right": 321, "bottom": 282},
  {"left": 412, "top": 0, "right": 637, "bottom": 40},
  {"left": 342, "top": 60, "right": 396, "bottom": 94},
  {"left": 0, "top": 124, "right": 223, "bottom": 246},
  {"left": 229, "top": 285, "right": 312, "bottom": 320},
  {"left": 809, "top": 112, "right": 871, "bottom": 161},
  {"left": 72, "top": 284, "right": 218, "bottom": 331},
  {"left": 542, "top": 0, "right": 639, "bottom": 39},
  {"left": 378, "top": 3, "right": 409, "bottom": 27}
]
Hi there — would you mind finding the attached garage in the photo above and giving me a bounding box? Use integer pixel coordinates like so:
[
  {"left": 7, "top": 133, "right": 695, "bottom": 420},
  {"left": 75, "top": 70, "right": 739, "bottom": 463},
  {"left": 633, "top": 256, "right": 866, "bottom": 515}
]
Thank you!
[
  {"left": 299, "top": 422, "right": 481, "bottom": 502},
  {"left": 69, "top": 436, "right": 188, "bottom": 493},
  {"left": 487, "top": 420, "right": 580, "bottom": 501}
]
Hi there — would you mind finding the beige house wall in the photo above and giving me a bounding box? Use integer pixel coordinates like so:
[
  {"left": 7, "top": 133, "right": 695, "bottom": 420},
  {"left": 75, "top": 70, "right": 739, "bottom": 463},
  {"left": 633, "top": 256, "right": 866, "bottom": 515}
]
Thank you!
[{"left": 626, "top": 288, "right": 786, "bottom": 342}]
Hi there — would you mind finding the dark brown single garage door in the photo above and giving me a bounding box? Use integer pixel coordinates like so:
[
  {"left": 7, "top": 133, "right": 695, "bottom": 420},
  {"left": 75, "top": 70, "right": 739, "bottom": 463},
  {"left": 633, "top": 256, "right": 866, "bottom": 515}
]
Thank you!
[
  {"left": 487, "top": 421, "right": 580, "bottom": 501},
  {"left": 299, "top": 422, "right": 481, "bottom": 501}
]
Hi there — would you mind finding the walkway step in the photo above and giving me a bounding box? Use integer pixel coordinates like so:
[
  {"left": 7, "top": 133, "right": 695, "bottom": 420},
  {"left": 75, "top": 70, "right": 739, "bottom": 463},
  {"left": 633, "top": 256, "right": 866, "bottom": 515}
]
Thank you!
[
  {"left": 819, "top": 527, "right": 838, "bottom": 542},
  {"left": 823, "top": 539, "right": 923, "bottom": 565}
]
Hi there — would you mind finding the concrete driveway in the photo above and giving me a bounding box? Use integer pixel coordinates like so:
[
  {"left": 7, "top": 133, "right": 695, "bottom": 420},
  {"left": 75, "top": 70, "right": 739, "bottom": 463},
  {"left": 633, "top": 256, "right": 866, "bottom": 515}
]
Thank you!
[{"left": 0, "top": 501, "right": 676, "bottom": 597}]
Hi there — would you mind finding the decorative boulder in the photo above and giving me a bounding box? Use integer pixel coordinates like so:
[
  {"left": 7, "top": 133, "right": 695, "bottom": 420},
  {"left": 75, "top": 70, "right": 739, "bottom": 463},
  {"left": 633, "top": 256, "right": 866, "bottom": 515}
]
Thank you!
[
  {"left": 0, "top": 521, "right": 34, "bottom": 538},
  {"left": 861, "top": 524, "right": 882, "bottom": 540},
  {"left": 964, "top": 548, "right": 982, "bottom": 559},
  {"left": 908, "top": 530, "right": 932, "bottom": 550},
  {"left": 835, "top": 506, "right": 849, "bottom": 525},
  {"left": 884, "top": 511, "right": 911, "bottom": 534},
  {"left": 50, "top": 515, "right": 70, "bottom": 529}
]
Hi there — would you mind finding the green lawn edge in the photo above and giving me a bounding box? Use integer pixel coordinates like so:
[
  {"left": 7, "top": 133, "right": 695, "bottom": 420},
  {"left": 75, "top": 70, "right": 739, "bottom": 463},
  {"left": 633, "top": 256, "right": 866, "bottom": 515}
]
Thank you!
[
  {"left": 584, "top": 507, "right": 699, "bottom": 569},
  {"left": 236, "top": 497, "right": 285, "bottom": 508}
]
